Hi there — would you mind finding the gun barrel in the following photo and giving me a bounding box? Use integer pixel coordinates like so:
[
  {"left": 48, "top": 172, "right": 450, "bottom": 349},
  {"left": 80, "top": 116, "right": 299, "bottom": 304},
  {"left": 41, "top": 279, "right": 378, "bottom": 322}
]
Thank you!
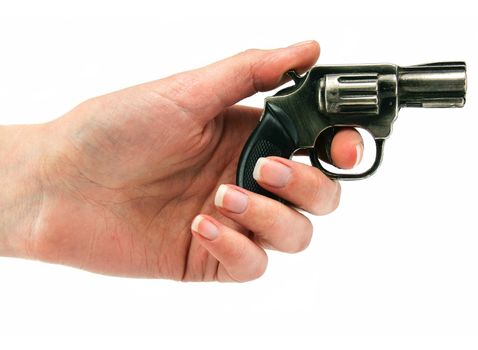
[{"left": 398, "top": 62, "right": 466, "bottom": 108}]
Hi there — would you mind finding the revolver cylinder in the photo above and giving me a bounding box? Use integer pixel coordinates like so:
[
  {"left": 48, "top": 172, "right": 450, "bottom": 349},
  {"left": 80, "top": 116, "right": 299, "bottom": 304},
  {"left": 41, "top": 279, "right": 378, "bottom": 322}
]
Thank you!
[{"left": 318, "top": 73, "right": 380, "bottom": 115}]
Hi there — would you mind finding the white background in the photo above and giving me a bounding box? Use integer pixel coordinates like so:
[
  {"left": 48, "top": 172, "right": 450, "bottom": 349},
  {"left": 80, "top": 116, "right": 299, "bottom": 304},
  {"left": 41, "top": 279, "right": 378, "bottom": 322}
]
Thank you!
[{"left": 0, "top": 1, "right": 477, "bottom": 349}]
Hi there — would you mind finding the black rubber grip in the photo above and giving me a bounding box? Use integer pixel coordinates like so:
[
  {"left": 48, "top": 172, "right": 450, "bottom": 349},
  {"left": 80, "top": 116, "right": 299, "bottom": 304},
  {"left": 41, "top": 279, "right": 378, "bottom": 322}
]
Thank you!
[{"left": 236, "top": 106, "right": 297, "bottom": 201}]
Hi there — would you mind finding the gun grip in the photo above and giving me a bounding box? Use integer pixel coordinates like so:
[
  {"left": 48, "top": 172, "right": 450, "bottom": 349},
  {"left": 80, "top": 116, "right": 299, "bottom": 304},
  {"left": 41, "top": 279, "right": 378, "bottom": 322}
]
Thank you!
[{"left": 236, "top": 106, "right": 297, "bottom": 201}]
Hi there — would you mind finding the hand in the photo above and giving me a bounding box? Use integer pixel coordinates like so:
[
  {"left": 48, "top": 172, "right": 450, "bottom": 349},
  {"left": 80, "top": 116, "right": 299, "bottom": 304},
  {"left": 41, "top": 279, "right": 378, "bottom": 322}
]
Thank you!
[{"left": 0, "top": 41, "right": 363, "bottom": 281}]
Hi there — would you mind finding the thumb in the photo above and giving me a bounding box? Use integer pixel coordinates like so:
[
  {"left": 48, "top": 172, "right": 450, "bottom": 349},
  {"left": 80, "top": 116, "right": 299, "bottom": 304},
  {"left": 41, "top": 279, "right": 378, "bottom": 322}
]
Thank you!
[{"left": 152, "top": 40, "right": 320, "bottom": 123}]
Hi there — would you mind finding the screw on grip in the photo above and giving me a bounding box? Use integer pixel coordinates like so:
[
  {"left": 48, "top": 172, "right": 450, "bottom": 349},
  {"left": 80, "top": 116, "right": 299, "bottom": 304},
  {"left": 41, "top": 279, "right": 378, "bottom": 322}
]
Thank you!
[{"left": 236, "top": 104, "right": 298, "bottom": 202}]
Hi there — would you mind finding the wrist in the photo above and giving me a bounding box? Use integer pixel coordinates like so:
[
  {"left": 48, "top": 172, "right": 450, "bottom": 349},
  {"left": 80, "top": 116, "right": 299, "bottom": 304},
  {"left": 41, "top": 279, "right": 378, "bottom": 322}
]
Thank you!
[{"left": 0, "top": 124, "right": 51, "bottom": 258}]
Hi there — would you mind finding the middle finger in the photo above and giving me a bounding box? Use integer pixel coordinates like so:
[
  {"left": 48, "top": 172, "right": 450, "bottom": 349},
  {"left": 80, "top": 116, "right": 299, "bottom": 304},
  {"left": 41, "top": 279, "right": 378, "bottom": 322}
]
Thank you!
[{"left": 214, "top": 184, "right": 313, "bottom": 253}]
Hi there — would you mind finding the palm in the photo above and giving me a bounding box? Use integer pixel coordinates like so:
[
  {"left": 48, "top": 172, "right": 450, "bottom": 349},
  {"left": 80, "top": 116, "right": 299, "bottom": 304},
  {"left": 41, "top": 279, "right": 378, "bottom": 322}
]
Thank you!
[{"left": 38, "top": 94, "right": 259, "bottom": 280}]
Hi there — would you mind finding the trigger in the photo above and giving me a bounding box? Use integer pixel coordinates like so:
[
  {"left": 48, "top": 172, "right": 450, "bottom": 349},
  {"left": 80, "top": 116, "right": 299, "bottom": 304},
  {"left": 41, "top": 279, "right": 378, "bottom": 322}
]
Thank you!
[{"left": 313, "top": 127, "right": 337, "bottom": 165}]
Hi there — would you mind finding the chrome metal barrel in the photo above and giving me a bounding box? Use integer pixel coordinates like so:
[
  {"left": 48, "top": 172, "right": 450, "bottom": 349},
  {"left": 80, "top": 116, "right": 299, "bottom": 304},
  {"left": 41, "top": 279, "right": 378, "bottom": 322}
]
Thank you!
[{"left": 398, "top": 62, "right": 466, "bottom": 108}]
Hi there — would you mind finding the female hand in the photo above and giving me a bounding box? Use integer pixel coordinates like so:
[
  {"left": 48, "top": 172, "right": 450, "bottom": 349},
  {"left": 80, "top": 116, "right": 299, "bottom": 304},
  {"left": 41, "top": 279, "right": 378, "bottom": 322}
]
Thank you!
[{"left": 0, "top": 41, "right": 363, "bottom": 281}]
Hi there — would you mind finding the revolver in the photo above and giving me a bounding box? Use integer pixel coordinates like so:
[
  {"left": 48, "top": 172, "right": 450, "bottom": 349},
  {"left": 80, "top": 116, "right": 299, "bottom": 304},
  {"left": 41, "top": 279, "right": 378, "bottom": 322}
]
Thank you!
[{"left": 236, "top": 62, "right": 467, "bottom": 201}]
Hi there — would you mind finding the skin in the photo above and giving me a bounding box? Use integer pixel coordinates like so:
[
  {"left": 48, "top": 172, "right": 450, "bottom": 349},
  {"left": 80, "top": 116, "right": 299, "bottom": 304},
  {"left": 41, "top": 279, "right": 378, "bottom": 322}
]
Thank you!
[{"left": 0, "top": 41, "right": 363, "bottom": 282}]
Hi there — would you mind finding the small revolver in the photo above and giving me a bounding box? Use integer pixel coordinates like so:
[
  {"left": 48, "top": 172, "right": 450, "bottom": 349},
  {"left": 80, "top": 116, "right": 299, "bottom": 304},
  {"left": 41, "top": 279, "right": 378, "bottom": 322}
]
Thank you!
[{"left": 236, "top": 62, "right": 467, "bottom": 200}]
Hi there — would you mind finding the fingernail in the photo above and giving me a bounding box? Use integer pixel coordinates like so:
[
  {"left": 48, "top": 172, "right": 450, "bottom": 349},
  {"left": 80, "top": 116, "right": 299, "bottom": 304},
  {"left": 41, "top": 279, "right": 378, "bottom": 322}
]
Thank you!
[
  {"left": 215, "top": 184, "right": 248, "bottom": 214},
  {"left": 253, "top": 157, "right": 292, "bottom": 188},
  {"left": 288, "top": 40, "right": 315, "bottom": 48},
  {"left": 354, "top": 143, "right": 364, "bottom": 168},
  {"left": 191, "top": 215, "right": 219, "bottom": 241}
]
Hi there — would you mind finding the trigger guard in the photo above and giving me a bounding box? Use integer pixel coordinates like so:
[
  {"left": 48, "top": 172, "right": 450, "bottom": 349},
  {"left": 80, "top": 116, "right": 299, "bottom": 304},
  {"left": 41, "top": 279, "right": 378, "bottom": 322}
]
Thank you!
[{"left": 309, "top": 139, "right": 385, "bottom": 180}]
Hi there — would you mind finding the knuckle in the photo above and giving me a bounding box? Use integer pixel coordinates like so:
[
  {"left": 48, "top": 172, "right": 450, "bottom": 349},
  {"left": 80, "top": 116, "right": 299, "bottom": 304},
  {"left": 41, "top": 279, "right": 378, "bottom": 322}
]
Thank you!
[
  {"left": 239, "top": 49, "right": 267, "bottom": 92},
  {"left": 241, "top": 48, "right": 262, "bottom": 58},
  {"left": 330, "top": 181, "right": 342, "bottom": 212},
  {"left": 286, "top": 218, "right": 313, "bottom": 253},
  {"left": 308, "top": 174, "right": 325, "bottom": 215},
  {"left": 258, "top": 201, "right": 283, "bottom": 232},
  {"left": 255, "top": 201, "right": 313, "bottom": 253},
  {"left": 262, "top": 214, "right": 281, "bottom": 234},
  {"left": 247, "top": 256, "right": 268, "bottom": 281},
  {"left": 307, "top": 175, "right": 342, "bottom": 216},
  {"left": 223, "top": 239, "right": 248, "bottom": 264},
  {"left": 230, "top": 251, "right": 268, "bottom": 283},
  {"left": 321, "top": 180, "right": 341, "bottom": 215}
]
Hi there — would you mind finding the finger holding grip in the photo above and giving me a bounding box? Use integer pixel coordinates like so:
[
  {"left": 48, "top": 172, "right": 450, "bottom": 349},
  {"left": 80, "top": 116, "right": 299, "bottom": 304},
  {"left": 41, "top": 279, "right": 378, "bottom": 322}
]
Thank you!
[{"left": 236, "top": 105, "right": 298, "bottom": 201}]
